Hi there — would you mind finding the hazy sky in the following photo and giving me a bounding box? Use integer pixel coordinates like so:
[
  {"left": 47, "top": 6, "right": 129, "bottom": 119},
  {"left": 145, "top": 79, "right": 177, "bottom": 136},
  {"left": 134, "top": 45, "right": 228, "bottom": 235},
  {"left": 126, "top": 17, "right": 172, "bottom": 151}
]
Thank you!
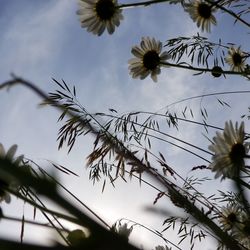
[{"left": 0, "top": 0, "right": 250, "bottom": 249}]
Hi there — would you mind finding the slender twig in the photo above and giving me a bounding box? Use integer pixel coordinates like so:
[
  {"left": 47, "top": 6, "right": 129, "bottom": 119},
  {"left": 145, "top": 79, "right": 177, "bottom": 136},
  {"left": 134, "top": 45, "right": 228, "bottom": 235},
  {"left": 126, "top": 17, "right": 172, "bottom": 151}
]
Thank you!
[
  {"left": 7, "top": 188, "right": 80, "bottom": 226},
  {"left": 21, "top": 187, "right": 70, "bottom": 245},
  {"left": 100, "top": 112, "right": 223, "bottom": 131},
  {"left": 127, "top": 130, "right": 211, "bottom": 162},
  {"left": 156, "top": 90, "right": 250, "bottom": 111},
  {"left": 2, "top": 215, "right": 69, "bottom": 232}
]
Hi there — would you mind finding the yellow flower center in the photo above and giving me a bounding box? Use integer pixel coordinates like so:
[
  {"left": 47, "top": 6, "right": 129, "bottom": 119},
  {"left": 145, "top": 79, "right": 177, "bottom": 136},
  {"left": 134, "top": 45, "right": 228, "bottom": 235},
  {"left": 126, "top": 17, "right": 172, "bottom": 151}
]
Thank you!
[
  {"left": 227, "top": 212, "right": 237, "bottom": 223},
  {"left": 232, "top": 53, "right": 243, "bottom": 66},
  {"left": 143, "top": 50, "right": 160, "bottom": 70},
  {"left": 197, "top": 3, "right": 212, "bottom": 19},
  {"left": 229, "top": 143, "right": 245, "bottom": 165},
  {"left": 95, "top": 0, "right": 116, "bottom": 20}
]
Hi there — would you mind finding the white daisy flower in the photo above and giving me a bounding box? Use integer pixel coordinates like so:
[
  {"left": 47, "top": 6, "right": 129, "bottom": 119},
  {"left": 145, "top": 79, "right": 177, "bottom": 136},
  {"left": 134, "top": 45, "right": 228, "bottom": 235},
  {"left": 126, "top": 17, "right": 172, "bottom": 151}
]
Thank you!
[
  {"left": 76, "top": 0, "right": 123, "bottom": 36},
  {"left": 225, "top": 47, "right": 247, "bottom": 72},
  {"left": 218, "top": 203, "right": 241, "bottom": 231},
  {"left": 208, "top": 121, "right": 247, "bottom": 179},
  {"left": 128, "top": 37, "right": 170, "bottom": 82},
  {"left": 0, "top": 143, "right": 23, "bottom": 203},
  {"left": 185, "top": 0, "right": 217, "bottom": 32}
]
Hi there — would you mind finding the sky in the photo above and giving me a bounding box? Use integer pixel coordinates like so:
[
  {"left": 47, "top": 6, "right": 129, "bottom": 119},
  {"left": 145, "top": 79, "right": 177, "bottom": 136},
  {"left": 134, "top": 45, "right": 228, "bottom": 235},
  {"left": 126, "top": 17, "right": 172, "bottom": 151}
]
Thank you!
[{"left": 0, "top": 0, "right": 250, "bottom": 249}]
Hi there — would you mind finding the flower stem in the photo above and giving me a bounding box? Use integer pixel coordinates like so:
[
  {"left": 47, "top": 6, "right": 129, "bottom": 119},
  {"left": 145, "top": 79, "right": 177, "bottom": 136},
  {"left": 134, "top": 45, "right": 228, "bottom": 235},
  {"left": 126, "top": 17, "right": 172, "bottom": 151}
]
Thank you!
[
  {"left": 237, "top": 178, "right": 250, "bottom": 190},
  {"left": 118, "top": 0, "right": 172, "bottom": 9},
  {"left": 205, "top": 0, "right": 250, "bottom": 28},
  {"left": 161, "top": 61, "right": 248, "bottom": 77}
]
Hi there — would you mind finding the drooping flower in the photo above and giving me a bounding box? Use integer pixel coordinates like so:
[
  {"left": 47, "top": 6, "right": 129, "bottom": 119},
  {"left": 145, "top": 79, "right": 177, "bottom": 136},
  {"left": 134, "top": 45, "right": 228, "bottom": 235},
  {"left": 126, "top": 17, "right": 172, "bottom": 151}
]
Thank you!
[
  {"left": 128, "top": 37, "right": 170, "bottom": 82},
  {"left": 218, "top": 203, "right": 241, "bottom": 231},
  {"left": 76, "top": 0, "right": 123, "bottom": 36},
  {"left": 0, "top": 143, "right": 23, "bottom": 203},
  {"left": 225, "top": 47, "right": 247, "bottom": 72},
  {"left": 208, "top": 121, "right": 247, "bottom": 179},
  {"left": 185, "top": 0, "right": 217, "bottom": 32}
]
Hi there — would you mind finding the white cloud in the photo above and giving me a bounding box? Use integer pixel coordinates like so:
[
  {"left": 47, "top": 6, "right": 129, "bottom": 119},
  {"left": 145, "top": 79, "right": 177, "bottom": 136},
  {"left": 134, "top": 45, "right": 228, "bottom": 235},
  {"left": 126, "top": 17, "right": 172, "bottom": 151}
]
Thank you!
[{"left": 1, "top": 1, "right": 74, "bottom": 78}]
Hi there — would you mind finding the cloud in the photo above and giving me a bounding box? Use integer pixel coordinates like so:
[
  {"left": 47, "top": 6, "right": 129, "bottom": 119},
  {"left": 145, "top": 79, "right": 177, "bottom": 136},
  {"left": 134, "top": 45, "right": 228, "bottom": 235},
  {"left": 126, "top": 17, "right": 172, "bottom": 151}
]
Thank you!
[
  {"left": 1, "top": 0, "right": 74, "bottom": 79},
  {"left": 0, "top": 0, "right": 77, "bottom": 157}
]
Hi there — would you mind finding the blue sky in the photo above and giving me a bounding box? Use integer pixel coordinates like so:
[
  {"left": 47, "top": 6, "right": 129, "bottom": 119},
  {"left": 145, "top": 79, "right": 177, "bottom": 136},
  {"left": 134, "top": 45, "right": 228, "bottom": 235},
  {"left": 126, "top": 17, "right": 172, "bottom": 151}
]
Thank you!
[{"left": 0, "top": 0, "right": 250, "bottom": 249}]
